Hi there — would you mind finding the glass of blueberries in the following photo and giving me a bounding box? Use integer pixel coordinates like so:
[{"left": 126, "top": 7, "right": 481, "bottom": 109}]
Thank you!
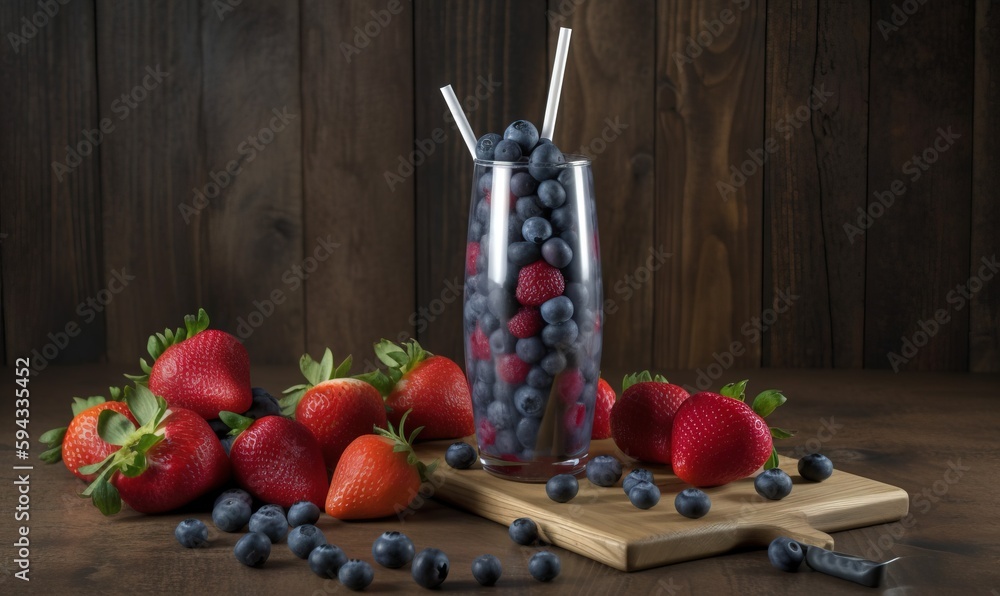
[{"left": 464, "top": 119, "right": 602, "bottom": 481}]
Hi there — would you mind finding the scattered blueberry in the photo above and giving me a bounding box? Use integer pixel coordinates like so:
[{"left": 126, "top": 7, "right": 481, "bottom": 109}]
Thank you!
[
  {"left": 339, "top": 559, "right": 375, "bottom": 591},
  {"left": 540, "top": 296, "right": 574, "bottom": 324},
  {"left": 494, "top": 139, "right": 523, "bottom": 162},
  {"left": 798, "top": 453, "right": 834, "bottom": 482},
  {"left": 287, "top": 500, "right": 321, "bottom": 527},
  {"left": 309, "top": 543, "right": 349, "bottom": 578},
  {"left": 545, "top": 474, "right": 579, "bottom": 503},
  {"left": 476, "top": 133, "right": 503, "bottom": 160},
  {"left": 755, "top": 468, "right": 794, "bottom": 500},
  {"left": 214, "top": 487, "right": 252, "bottom": 509},
  {"left": 256, "top": 503, "right": 284, "bottom": 516},
  {"left": 674, "top": 488, "right": 712, "bottom": 519},
  {"left": 537, "top": 179, "right": 567, "bottom": 208},
  {"left": 628, "top": 481, "right": 660, "bottom": 509},
  {"left": 446, "top": 442, "right": 477, "bottom": 469},
  {"left": 768, "top": 537, "right": 806, "bottom": 572},
  {"left": 622, "top": 469, "right": 654, "bottom": 494},
  {"left": 174, "top": 519, "right": 208, "bottom": 548},
  {"left": 249, "top": 506, "right": 289, "bottom": 543},
  {"left": 541, "top": 237, "right": 573, "bottom": 269},
  {"left": 586, "top": 455, "right": 623, "bottom": 487},
  {"left": 508, "top": 241, "right": 541, "bottom": 266},
  {"left": 509, "top": 517, "right": 539, "bottom": 545},
  {"left": 245, "top": 388, "right": 281, "bottom": 419},
  {"left": 212, "top": 497, "right": 251, "bottom": 533},
  {"left": 471, "top": 554, "right": 503, "bottom": 586},
  {"left": 516, "top": 337, "right": 546, "bottom": 364},
  {"left": 372, "top": 531, "right": 415, "bottom": 568},
  {"left": 504, "top": 120, "right": 540, "bottom": 154},
  {"left": 514, "top": 385, "right": 546, "bottom": 417},
  {"left": 288, "top": 524, "right": 327, "bottom": 559},
  {"left": 522, "top": 217, "right": 553, "bottom": 244},
  {"left": 528, "top": 551, "right": 561, "bottom": 582},
  {"left": 234, "top": 532, "right": 271, "bottom": 568},
  {"left": 412, "top": 548, "right": 450, "bottom": 589},
  {"left": 528, "top": 142, "right": 566, "bottom": 180}
]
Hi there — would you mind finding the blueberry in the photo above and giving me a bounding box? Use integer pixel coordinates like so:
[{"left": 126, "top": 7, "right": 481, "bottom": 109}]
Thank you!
[
  {"left": 468, "top": 293, "right": 487, "bottom": 318},
  {"left": 446, "top": 442, "right": 477, "bottom": 469},
  {"left": 488, "top": 287, "right": 518, "bottom": 319},
  {"left": 541, "top": 238, "right": 573, "bottom": 269},
  {"left": 516, "top": 196, "right": 544, "bottom": 220},
  {"left": 586, "top": 455, "right": 623, "bottom": 487},
  {"left": 212, "top": 497, "right": 251, "bottom": 532},
  {"left": 514, "top": 386, "right": 546, "bottom": 417},
  {"left": 674, "top": 488, "right": 712, "bottom": 519},
  {"left": 309, "top": 543, "right": 349, "bottom": 578},
  {"left": 494, "top": 139, "right": 523, "bottom": 162},
  {"left": 537, "top": 180, "right": 567, "bottom": 208},
  {"left": 511, "top": 171, "right": 539, "bottom": 197},
  {"left": 412, "top": 548, "right": 450, "bottom": 589},
  {"left": 372, "top": 531, "right": 415, "bottom": 568},
  {"left": 476, "top": 133, "right": 503, "bottom": 160},
  {"left": 471, "top": 554, "right": 503, "bottom": 586},
  {"left": 208, "top": 417, "right": 230, "bottom": 439},
  {"left": 542, "top": 320, "right": 579, "bottom": 348},
  {"left": 245, "top": 388, "right": 281, "bottom": 419},
  {"left": 516, "top": 337, "right": 546, "bottom": 364},
  {"left": 550, "top": 205, "right": 576, "bottom": 231},
  {"left": 214, "top": 487, "right": 252, "bottom": 510},
  {"left": 475, "top": 198, "right": 491, "bottom": 223},
  {"left": 755, "top": 468, "right": 794, "bottom": 500},
  {"left": 175, "top": 519, "right": 209, "bottom": 548},
  {"left": 494, "top": 430, "right": 518, "bottom": 455},
  {"left": 489, "top": 328, "right": 516, "bottom": 355},
  {"left": 507, "top": 214, "right": 526, "bottom": 242},
  {"left": 504, "top": 120, "right": 540, "bottom": 153},
  {"left": 478, "top": 171, "right": 493, "bottom": 194},
  {"left": 522, "top": 217, "right": 553, "bottom": 244},
  {"left": 287, "top": 500, "right": 321, "bottom": 527},
  {"left": 487, "top": 400, "right": 515, "bottom": 431},
  {"left": 628, "top": 481, "right": 660, "bottom": 509},
  {"left": 493, "top": 381, "right": 515, "bottom": 403},
  {"left": 257, "top": 503, "right": 285, "bottom": 516},
  {"left": 288, "top": 524, "right": 327, "bottom": 559},
  {"left": 508, "top": 241, "right": 541, "bottom": 266},
  {"left": 477, "top": 359, "right": 496, "bottom": 384},
  {"left": 526, "top": 366, "right": 553, "bottom": 389},
  {"left": 798, "top": 453, "right": 834, "bottom": 482},
  {"left": 540, "top": 351, "right": 567, "bottom": 375},
  {"left": 540, "top": 296, "right": 574, "bottom": 324},
  {"left": 622, "top": 469, "right": 654, "bottom": 494},
  {"left": 516, "top": 417, "right": 541, "bottom": 449},
  {"left": 339, "top": 559, "right": 375, "bottom": 591},
  {"left": 508, "top": 517, "right": 539, "bottom": 545},
  {"left": 545, "top": 474, "right": 579, "bottom": 503},
  {"left": 469, "top": 220, "right": 483, "bottom": 239},
  {"left": 472, "top": 381, "right": 492, "bottom": 407},
  {"left": 528, "top": 142, "right": 566, "bottom": 180},
  {"left": 479, "top": 311, "right": 500, "bottom": 333},
  {"left": 234, "top": 532, "right": 271, "bottom": 568},
  {"left": 249, "top": 506, "right": 289, "bottom": 543},
  {"left": 528, "top": 551, "right": 561, "bottom": 582},
  {"left": 557, "top": 167, "right": 576, "bottom": 189},
  {"left": 564, "top": 282, "right": 589, "bottom": 310},
  {"left": 768, "top": 537, "right": 806, "bottom": 572}
]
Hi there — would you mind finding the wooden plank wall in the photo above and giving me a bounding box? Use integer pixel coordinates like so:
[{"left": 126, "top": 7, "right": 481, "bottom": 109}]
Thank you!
[{"left": 1, "top": 0, "right": 996, "bottom": 374}]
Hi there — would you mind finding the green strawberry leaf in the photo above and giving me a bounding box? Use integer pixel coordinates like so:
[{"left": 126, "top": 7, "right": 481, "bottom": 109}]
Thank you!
[
  {"left": 184, "top": 308, "right": 210, "bottom": 337},
  {"left": 128, "top": 308, "right": 211, "bottom": 383},
  {"left": 374, "top": 409, "right": 437, "bottom": 481},
  {"left": 39, "top": 446, "right": 64, "bottom": 464},
  {"left": 282, "top": 350, "right": 358, "bottom": 416},
  {"left": 88, "top": 473, "right": 122, "bottom": 515},
  {"left": 751, "top": 389, "right": 787, "bottom": 418},
  {"left": 720, "top": 380, "right": 749, "bottom": 402},
  {"left": 374, "top": 339, "right": 409, "bottom": 368},
  {"left": 334, "top": 355, "right": 353, "bottom": 379},
  {"left": 354, "top": 370, "right": 396, "bottom": 398},
  {"left": 78, "top": 453, "right": 115, "bottom": 476},
  {"left": 621, "top": 371, "right": 668, "bottom": 392},
  {"left": 769, "top": 426, "right": 796, "bottom": 439},
  {"left": 219, "top": 411, "right": 254, "bottom": 436},
  {"left": 97, "top": 410, "right": 138, "bottom": 446},
  {"left": 71, "top": 395, "right": 107, "bottom": 416},
  {"left": 126, "top": 384, "right": 159, "bottom": 426},
  {"left": 317, "top": 349, "right": 335, "bottom": 384},
  {"left": 764, "top": 447, "right": 780, "bottom": 470},
  {"left": 279, "top": 384, "right": 310, "bottom": 417},
  {"left": 40, "top": 426, "right": 66, "bottom": 446}
]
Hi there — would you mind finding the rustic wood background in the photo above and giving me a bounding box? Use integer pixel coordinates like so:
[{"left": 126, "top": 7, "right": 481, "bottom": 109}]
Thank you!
[{"left": 2, "top": 0, "right": 997, "bottom": 375}]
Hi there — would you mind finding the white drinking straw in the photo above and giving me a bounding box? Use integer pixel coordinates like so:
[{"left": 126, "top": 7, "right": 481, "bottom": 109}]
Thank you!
[
  {"left": 541, "top": 27, "right": 572, "bottom": 141},
  {"left": 440, "top": 84, "right": 478, "bottom": 159}
]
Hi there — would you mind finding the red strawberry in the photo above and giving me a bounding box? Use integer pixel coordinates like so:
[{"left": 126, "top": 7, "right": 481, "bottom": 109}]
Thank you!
[
  {"left": 591, "top": 378, "right": 616, "bottom": 439},
  {"left": 281, "top": 350, "right": 388, "bottom": 470},
  {"left": 508, "top": 307, "right": 543, "bottom": 339},
  {"left": 466, "top": 242, "right": 480, "bottom": 276},
  {"left": 60, "top": 400, "right": 138, "bottom": 481},
  {"left": 361, "top": 339, "right": 474, "bottom": 440},
  {"left": 326, "top": 412, "right": 435, "bottom": 520},
  {"left": 516, "top": 261, "right": 565, "bottom": 306},
  {"left": 224, "top": 412, "right": 329, "bottom": 508},
  {"left": 132, "top": 309, "right": 252, "bottom": 420},
  {"left": 672, "top": 381, "right": 794, "bottom": 487},
  {"left": 80, "top": 385, "right": 231, "bottom": 515},
  {"left": 470, "top": 324, "right": 491, "bottom": 360},
  {"left": 496, "top": 354, "right": 530, "bottom": 384},
  {"left": 610, "top": 372, "right": 690, "bottom": 464}
]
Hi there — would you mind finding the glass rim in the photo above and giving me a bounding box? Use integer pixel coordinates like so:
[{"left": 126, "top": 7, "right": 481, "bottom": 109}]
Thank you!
[{"left": 473, "top": 153, "right": 591, "bottom": 168}]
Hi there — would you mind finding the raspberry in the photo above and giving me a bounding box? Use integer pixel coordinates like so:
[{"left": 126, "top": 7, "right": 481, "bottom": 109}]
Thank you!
[
  {"left": 564, "top": 403, "right": 586, "bottom": 430},
  {"left": 508, "top": 307, "right": 543, "bottom": 339},
  {"left": 466, "top": 242, "right": 480, "bottom": 276},
  {"left": 479, "top": 418, "right": 496, "bottom": 447},
  {"left": 470, "top": 324, "right": 491, "bottom": 360},
  {"left": 496, "top": 354, "right": 530, "bottom": 385},
  {"left": 515, "top": 261, "right": 565, "bottom": 306},
  {"left": 555, "top": 369, "right": 584, "bottom": 406}
]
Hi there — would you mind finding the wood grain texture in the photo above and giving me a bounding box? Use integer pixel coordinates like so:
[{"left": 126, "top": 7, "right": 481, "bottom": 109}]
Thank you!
[
  {"left": 0, "top": 0, "right": 106, "bottom": 369},
  {"left": 200, "top": 0, "right": 304, "bottom": 363},
  {"left": 864, "top": 1, "right": 975, "bottom": 370},
  {"left": 96, "top": 0, "right": 206, "bottom": 363},
  {"left": 654, "top": 0, "right": 766, "bottom": 374},
  {"left": 549, "top": 0, "right": 657, "bottom": 373},
  {"left": 414, "top": 0, "right": 549, "bottom": 361},
  {"left": 763, "top": 0, "right": 870, "bottom": 368},
  {"left": 971, "top": 0, "right": 1000, "bottom": 372}
]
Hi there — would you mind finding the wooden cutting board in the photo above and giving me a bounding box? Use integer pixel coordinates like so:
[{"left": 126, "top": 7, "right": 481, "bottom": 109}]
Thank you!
[{"left": 414, "top": 439, "right": 909, "bottom": 572}]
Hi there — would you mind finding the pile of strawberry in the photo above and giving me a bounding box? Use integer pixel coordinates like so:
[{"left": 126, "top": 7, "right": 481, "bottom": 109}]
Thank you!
[{"left": 40, "top": 309, "right": 474, "bottom": 520}]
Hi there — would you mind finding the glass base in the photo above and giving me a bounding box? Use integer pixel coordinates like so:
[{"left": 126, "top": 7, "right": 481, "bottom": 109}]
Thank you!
[{"left": 480, "top": 452, "right": 590, "bottom": 483}]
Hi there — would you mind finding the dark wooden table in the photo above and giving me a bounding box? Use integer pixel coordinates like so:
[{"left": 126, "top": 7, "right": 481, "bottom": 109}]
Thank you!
[{"left": 2, "top": 366, "right": 998, "bottom": 594}]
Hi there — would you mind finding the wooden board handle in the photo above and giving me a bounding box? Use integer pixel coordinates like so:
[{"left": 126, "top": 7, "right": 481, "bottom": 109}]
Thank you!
[{"left": 738, "top": 512, "right": 835, "bottom": 550}]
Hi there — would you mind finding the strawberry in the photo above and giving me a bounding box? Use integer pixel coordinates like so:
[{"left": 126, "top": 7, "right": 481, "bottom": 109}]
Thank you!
[
  {"left": 590, "top": 378, "right": 616, "bottom": 440},
  {"left": 39, "top": 387, "right": 128, "bottom": 470},
  {"left": 508, "top": 307, "right": 543, "bottom": 339},
  {"left": 466, "top": 242, "right": 480, "bottom": 276},
  {"left": 470, "top": 324, "right": 491, "bottom": 360},
  {"left": 129, "top": 309, "right": 252, "bottom": 420},
  {"left": 671, "top": 381, "right": 795, "bottom": 487},
  {"left": 222, "top": 412, "right": 329, "bottom": 508},
  {"left": 516, "top": 261, "right": 565, "bottom": 306},
  {"left": 79, "top": 385, "right": 231, "bottom": 515},
  {"left": 610, "top": 372, "right": 690, "bottom": 464},
  {"left": 359, "top": 339, "right": 474, "bottom": 440},
  {"left": 326, "top": 412, "right": 436, "bottom": 520},
  {"left": 281, "top": 350, "right": 388, "bottom": 470},
  {"left": 496, "top": 354, "right": 530, "bottom": 385}
]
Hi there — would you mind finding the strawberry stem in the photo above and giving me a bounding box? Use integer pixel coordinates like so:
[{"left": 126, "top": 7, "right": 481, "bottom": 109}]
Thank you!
[
  {"left": 621, "top": 371, "right": 669, "bottom": 393},
  {"left": 373, "top": 409, "right": 438, "bottom": 483},
  {"left": 280, "top": 349, "right": 355, "bottom": 416},
  {"left": 125, "top": 308, "right": 211, "bottom": 385}
]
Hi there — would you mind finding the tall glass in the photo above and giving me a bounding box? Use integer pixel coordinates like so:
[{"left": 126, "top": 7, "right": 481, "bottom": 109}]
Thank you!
[{"left": 463, "top": 156, "right": 603, "bottom": 481}]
